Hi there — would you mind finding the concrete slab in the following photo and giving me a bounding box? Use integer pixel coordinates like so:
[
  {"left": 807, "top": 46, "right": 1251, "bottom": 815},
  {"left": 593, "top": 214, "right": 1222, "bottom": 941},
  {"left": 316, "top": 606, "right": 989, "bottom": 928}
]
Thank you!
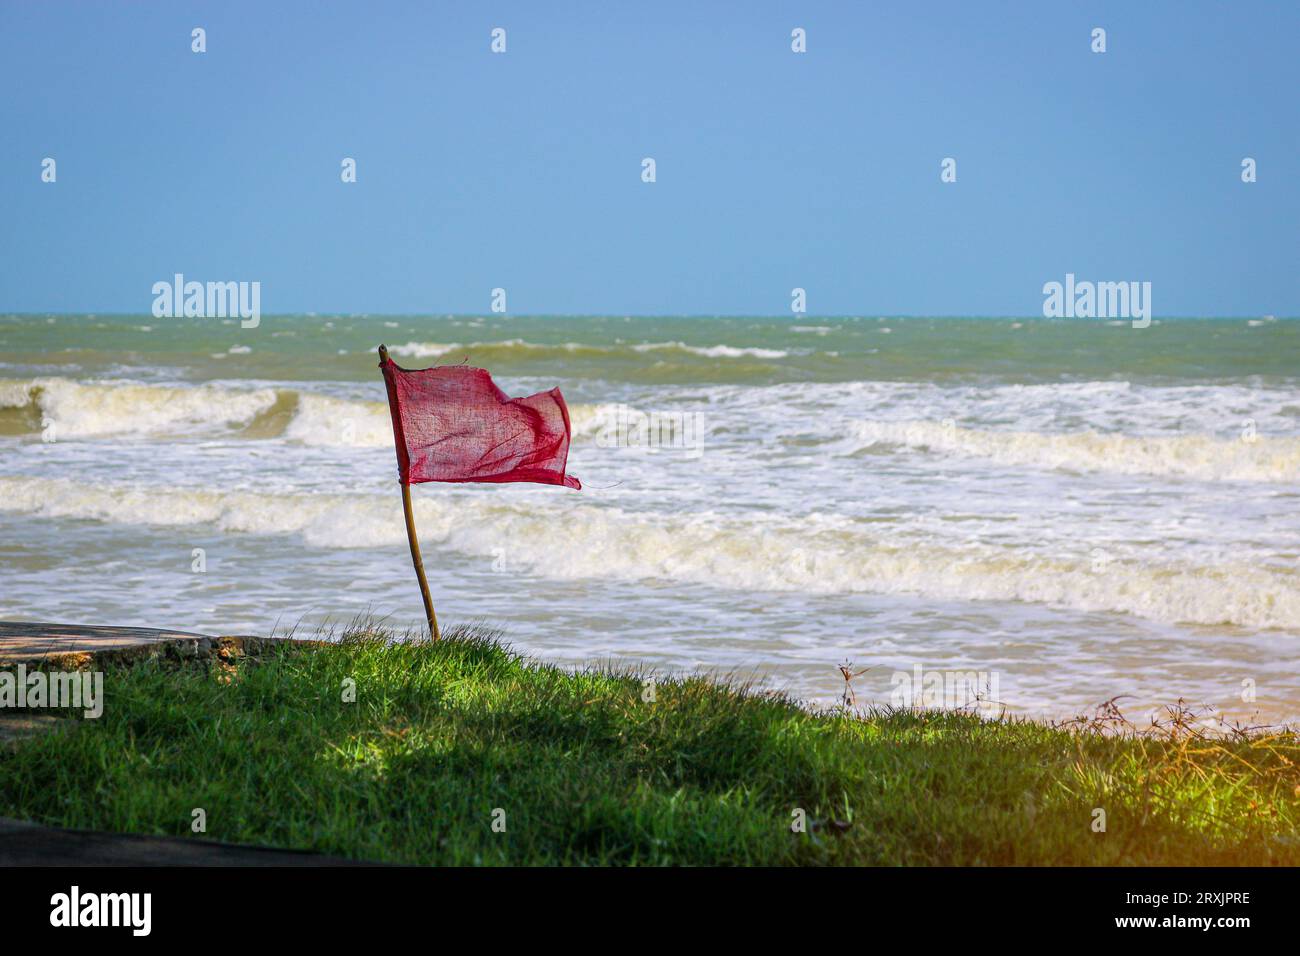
[
  {"left": 0, "top": 621, "right": 309, "bottom": 671},
  {"left": 0, "top": 620, "right": 220, "bottom": 663}
]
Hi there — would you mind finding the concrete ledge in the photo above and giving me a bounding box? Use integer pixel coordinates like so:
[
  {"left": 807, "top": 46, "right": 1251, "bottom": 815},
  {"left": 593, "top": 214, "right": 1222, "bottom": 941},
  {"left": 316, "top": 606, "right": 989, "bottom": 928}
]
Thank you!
[{"left": 0, "top": 621, "right": 315, "bottom": 669}]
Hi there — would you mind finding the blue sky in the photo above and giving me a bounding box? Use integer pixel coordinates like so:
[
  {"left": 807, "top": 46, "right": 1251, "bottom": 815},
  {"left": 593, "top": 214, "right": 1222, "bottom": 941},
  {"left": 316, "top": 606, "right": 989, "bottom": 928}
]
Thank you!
[{"left": 1, "top": 1, "right": 1296, "bottom": 316}]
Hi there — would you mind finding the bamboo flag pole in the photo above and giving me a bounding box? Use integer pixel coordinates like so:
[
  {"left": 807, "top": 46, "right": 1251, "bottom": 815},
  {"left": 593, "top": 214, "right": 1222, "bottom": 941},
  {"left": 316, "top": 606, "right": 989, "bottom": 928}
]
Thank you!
[
  {"left": 379, "top": 344, "right": 440, "bottom": 640},
  {"left": 401, "top": 479, "right": 440, "bottom": 641}
]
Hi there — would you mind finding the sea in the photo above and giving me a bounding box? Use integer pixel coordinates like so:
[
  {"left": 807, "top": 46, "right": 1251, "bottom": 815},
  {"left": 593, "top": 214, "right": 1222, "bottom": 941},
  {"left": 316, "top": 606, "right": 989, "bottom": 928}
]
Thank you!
[{"left": 1, "top": 313, "right": 1297, "bottom": 724}]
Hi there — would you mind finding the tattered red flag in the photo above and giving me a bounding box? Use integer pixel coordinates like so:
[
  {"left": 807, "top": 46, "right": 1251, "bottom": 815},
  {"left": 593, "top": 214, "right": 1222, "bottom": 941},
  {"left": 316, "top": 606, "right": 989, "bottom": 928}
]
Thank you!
[{"left": 379, "top": 350, "right": 581, "bottom": 490}]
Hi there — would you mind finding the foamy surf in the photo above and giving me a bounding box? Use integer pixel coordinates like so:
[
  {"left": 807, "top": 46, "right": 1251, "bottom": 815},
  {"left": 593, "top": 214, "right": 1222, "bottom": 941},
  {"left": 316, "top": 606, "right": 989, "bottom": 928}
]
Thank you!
[
  {"left": 2, "top": 474, "right": 1296, "bottom": 630},
  {"left": 283, "top": 393, "right": 393, "bottom": 448},
  {"left": 0, "top": 378, "right": 616, "bottom": 449},
  {"left": 849, "top": 420, "right": 1300, "bottom": 482},
  {"left": 6, "top": 378, "right": 1298, "bottom": 485},
  {"left": 630, "top": 341, "right": 793, "bottom": 359},
  {"left": 391, "top": 339, "right": 795, "bottom": 360},
  {"left": 0, "top": 378, "right": 281, "bottom": 438}
]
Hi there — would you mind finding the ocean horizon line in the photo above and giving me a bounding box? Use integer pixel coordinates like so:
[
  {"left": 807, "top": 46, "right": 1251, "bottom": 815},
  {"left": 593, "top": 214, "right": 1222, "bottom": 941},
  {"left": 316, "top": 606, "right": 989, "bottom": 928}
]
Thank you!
[{"left": 2, "top": 311, "right": 1295, "bottom": 322}]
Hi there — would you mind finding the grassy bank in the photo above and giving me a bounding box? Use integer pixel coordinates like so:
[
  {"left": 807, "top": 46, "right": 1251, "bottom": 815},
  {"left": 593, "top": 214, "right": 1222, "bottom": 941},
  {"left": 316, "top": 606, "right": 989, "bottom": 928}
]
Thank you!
[{"left": 2, "top": 624, "right": 1298, "bottom": 865}]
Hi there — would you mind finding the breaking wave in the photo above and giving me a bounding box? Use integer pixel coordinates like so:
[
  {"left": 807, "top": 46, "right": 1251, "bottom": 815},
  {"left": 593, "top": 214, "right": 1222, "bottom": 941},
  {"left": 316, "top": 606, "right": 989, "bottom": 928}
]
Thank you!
[
  {"left": 4, "top": 379, "right": 1297, "bottom": 482},
  {"left": 390, "top": 339, "right": 794, "bottom": 360},
  {"left": 0, "top": 378, "right": 613, "bottom": 449},
  {"left": 849, "top": 420, "right": 1300, "bottom": 482},
  {"left": 1, "top": 475, "right": 1295, "bottom": 630},
  {"left": 282, "top": 394, "right": 392, "bottom": 448},
  {"left": 0, "top": 378, "right": 281, "bottom": 439}
]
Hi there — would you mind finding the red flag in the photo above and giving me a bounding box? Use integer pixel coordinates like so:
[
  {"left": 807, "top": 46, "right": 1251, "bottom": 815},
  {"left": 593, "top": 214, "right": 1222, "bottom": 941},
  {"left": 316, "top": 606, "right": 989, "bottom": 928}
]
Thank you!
[{"left": 379, "top": 353, "right": 581, "bottom": 489}]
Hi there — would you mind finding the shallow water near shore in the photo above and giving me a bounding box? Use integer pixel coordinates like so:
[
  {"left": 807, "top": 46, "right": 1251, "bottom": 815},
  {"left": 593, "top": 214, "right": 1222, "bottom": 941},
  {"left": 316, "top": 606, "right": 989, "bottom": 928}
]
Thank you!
[{"left": 1, "top": 313, "right": 1297, "bottom": 724}]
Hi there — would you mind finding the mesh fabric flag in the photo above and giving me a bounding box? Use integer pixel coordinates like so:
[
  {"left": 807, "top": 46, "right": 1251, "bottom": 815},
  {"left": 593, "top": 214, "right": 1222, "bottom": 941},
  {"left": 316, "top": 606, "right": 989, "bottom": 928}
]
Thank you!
[{"left": 379, "top": 353, "right": 581, "bottom": 489}]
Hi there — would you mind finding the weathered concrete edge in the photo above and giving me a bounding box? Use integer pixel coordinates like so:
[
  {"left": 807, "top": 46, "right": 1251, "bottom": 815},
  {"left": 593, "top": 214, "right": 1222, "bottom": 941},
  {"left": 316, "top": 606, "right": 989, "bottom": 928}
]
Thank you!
[{"left": 3, "top": 635, "right": 327, "bottom": 671}]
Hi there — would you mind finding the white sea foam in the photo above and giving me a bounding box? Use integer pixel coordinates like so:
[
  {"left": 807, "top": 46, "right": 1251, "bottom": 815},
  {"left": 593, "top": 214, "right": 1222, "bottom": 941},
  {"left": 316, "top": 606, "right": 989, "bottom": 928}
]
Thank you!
[
  {"left": 391, "top": 339, "right": 598, "bottom": 359},
  {"left": 391, "top": 340, "right": 792, "bottom": 360},
  {"left": 0, "top": 378, "right": 279, "bottom": 438},
  {"left": 2, "top": 475, "right": 1296, "bottom": 630},
  {"left": 630, "top": 341, "right": 791, "bottom": 359},
  {"left": 283, "top": 394, "right": 393, "bottom": 448},
  {"left": 848, "top": 420, "right": 1300, "bottom": 482},
  {"left": 0, "top": 377, "right": 622, "bottom": 448}
]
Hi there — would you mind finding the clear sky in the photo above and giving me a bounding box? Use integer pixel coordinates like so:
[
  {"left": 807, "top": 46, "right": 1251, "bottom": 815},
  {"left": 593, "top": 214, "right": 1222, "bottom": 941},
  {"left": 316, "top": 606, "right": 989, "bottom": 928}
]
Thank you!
[{"left": 1, "top": 1, "right": 1296, "bottom": 317}]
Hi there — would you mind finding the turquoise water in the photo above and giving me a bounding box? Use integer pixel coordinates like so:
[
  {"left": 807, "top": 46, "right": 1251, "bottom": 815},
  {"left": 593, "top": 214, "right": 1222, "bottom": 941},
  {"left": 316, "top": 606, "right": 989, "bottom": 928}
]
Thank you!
[
  {"left": 3, "top": 313, "right": 1297, "bottom": 386},
  {"left": 1, "top": 314, "right": 1297, "bottom": 723}
]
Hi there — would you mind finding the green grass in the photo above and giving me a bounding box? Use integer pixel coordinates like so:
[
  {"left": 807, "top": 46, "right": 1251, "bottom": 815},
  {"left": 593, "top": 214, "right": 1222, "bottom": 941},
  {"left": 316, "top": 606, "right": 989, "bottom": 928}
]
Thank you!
[{"left": 2, "top": 624, "right": 1298, "bottom": 865}]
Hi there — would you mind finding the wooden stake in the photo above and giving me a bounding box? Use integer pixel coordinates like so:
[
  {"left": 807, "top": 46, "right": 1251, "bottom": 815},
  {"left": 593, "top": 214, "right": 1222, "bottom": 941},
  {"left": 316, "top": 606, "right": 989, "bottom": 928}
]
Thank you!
[
  {"left": 401, "top": 480, "right": 440, "bottom": 641},
  {"left": 380, "top": 344, "right": 440, "bottom": 641}
]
